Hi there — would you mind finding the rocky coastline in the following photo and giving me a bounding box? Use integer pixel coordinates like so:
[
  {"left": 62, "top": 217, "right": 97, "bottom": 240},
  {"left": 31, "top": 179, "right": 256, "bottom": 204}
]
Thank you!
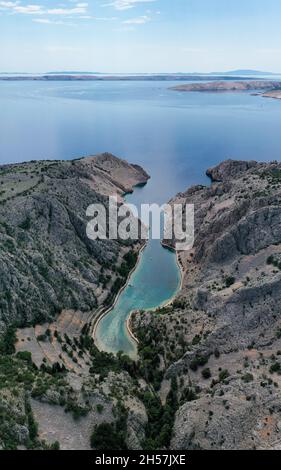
[
  {"left": 132, "top": 158, "right": 281, "bottom": 450},
  {"left": 170, "top": 80, "right": 281, "bottom": 97}
]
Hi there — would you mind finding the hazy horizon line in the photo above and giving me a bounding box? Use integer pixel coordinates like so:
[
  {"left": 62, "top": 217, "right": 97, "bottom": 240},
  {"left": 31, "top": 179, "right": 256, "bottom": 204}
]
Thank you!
[{"left": 0, "top": 69, "right": 280, "bottom": 76}]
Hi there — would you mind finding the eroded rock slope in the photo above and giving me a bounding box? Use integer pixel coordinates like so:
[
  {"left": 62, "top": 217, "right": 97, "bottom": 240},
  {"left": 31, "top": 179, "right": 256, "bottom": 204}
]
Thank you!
[{"left": 133, "top": 159, "right": 281, "bottom": 449}]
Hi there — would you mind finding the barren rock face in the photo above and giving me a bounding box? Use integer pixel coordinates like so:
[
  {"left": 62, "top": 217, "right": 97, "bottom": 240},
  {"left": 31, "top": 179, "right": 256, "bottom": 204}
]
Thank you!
[
  {"left": 206, "top": 159, "right": 258, "bottom": 182},
  {"left": 170, "top": 160, "right": 281, "bottom": 449},
  {"left": 133, "top": 159, "right": 281, "bottom": 450}
]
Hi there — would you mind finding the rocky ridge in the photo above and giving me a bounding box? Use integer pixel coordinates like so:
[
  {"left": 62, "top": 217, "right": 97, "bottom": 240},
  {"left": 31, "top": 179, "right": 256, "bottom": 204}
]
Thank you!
[
  {"left": 132, "top": 159, "right": 281, "bottom": 450},
  {"left": 170, "top": 80, "right": 281, "bottom": 93},
  {"left": 0, "top": 153, "right": 150, "bottom": 450}
]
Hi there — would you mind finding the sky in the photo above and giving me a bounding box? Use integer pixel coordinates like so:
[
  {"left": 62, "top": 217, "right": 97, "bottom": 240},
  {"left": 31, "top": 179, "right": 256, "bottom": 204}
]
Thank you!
[{"left": 0, "top": 0, "right": 281, "bottom": 73}]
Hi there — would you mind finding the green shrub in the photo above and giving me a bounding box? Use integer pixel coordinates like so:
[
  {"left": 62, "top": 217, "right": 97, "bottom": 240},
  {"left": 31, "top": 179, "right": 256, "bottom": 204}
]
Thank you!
[
  {"left": 50, "top": 441, "right": 60, "bottom": 450},
  {"left": 192, "top": 335, "right": 201, "bottom": 346},
  {"left": 225, "top": 276, "right": 235, "bottom": 288},
  {"left": 190, "top": 355, "right": 209, "bottom": 372},
  {"left": 180, "top": 387, "right": 198, "bottom": 403},
  {"left": 269, "top": 362, "right": 281, "bottom": 374},
  {"left": 36, "top": 334, "right": 47, "bottom": 342},
  {"left": 19, "top": 216, "right": 31, "bottom": 231},
  {"left": 16, "top": 351, "right": 32, "bottom": 363},
  {"left": 276, "top": 328, "right": 281, "bottom": 339},
  {"left": 219, "top": 369, "right": 230, "bottom": 382},
  {"left": 242, "top": 373, "right": 254, "bottom": 383},
  {"left": 96, "top": 404, "right": 104, "bottom": 414},
  {"left": 91, "top": 422, "right": 127, "bottom": 450},
  {"left": 214, "top": 348, "right": 220, "bottom": 358},
  {"left": 0, "top": 325, "right": 17, "bottom": 355},
  {"left": 202, "top": 368, "right": 211, "bottom": 379}
]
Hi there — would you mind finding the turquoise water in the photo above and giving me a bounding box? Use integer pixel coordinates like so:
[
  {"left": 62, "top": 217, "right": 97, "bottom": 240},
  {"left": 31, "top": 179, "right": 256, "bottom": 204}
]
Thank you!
[
  {"left": 95, "top": 236, "right": 180, "bottom": 358},
  {"left": 2, "top": 80, "right": 281, "bottom": 356},
  {"left": 95, "top": 185, "right": 181, "bottom": 357}
]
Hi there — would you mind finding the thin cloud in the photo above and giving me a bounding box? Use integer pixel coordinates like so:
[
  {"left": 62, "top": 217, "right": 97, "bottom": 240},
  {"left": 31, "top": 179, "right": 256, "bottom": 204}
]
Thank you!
[
  {"left": 46, "top": 7, "right": 88, "bottom": 16},
  {"left": 103, "top": 0, "right": 157, "bottom": 11},
  {"left": 33, "top": 18, "right": 54, "bottom": 24},
  {"left": 0, "top": 1, "right": 120, "bottom": 27},
  {"left": 0, "top": 1, "right": 88, "bottom": 16},
  {"left": 94, "top": 16, "right": 118, "bottom": 20},
  {"left": 14, "top": 5, "right": 44, "bottom": 14},
  {"left": 0, "top": 1, "right": 19, "bottom": 7},
  {"left": 32, "top": 18, "right": 73, "bottom": 25}
]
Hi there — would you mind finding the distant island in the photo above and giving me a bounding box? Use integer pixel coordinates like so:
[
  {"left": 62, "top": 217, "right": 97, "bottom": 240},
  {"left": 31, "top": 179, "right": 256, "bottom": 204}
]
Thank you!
[
  {"left": 0, "top": 74, "right": 272, "bottom": 82},
  {"left": 0, "top": 69, "right": 279, "bottom": 79},
  {"left": 207, "top": 69, "right": 279, "bottom": 76},
  {"left": 171, "top": 80, "right": 281, "bottom": 99}
]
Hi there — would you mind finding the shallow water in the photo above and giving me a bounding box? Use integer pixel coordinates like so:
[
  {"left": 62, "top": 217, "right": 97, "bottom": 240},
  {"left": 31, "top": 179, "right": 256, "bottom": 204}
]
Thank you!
[
  {"left": 95, "top": 239, "right": 181, "bottom": 358},
  {"left": 95, "top": 187, "right": 182, "bottom": 358}
]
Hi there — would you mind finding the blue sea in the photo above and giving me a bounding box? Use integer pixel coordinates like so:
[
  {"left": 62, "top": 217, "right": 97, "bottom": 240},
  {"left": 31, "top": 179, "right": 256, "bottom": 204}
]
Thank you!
[
  {"left": 1, "top": 80, "right": 281, "bottom": 356},
  {"left": 2, "top": 80, "right": 281, "bottom": 201}
]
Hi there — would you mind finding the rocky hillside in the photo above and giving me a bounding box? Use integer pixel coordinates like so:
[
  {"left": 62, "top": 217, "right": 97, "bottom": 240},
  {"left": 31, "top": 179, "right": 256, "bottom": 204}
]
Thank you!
[
  {"left": 3, "top": 155, "right": 281, "bottom": 451},
  {"left": 0, "top": 153, "right": 149, "bottom": 333},
  {"left": 0, "top": 153, "right": 153, "bottom": 451},
  {"left": 170, "top": 80, "right": 281, "bottom": 93},
  {"left": 132, "top": 159, "right": 281, "bottom": 450}
]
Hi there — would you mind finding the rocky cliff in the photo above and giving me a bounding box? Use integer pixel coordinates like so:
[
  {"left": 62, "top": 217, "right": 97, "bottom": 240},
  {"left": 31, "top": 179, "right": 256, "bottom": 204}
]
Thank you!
[
  {"left": 133, "top": 159, "right": 281, "bottom": 450},
  {"left": 3, "top": 155, "right": 281, "bottom": 450},
  {"left": 0, "top": 153, "right": 151, "bottom": 450}
]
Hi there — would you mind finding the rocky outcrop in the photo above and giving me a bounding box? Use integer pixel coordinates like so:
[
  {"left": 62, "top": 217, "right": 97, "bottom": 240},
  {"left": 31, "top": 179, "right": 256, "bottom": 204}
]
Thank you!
[
  {"left": 263, "top": 90, "right": 281, "bottom": 100},
  {"left": 171, "top": 377, "right": 281, "bottom": 450},
  {"left": 170, "top": 81, "right": 281, "bottom": 93},
  {"left": 170, "top": 160, "right": 281, "bottom": 449},
  {"left": 133, "top": 159, "right": 281, "bottom": 450},
  {"left": 206, "top": 159, "right": 258, "bottom": 182}
]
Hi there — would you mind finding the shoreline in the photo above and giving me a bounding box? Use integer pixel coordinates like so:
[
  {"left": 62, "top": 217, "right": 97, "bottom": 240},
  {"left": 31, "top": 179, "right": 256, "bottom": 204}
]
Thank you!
[
  {"left": 93, "top": 241, "right": 185, "bottom": 357},
  {"left": 90, "top": 177, "right": 150, "bottom": 351},
  {"left": 170, "top": 80, "right": 281, "bottom": 94},
  {"left": 91, "top": 180, "right": 185, "bottom": 357},
  {"left": 126, "top": 244, "right": 185, "bottom": 349},
  {"left": 262, "top": 92, "right": 281, "bottom": 100},
  {"left": 148, "top": 244, "right": 185, "bottom": 311},
  {"left": 91, "top": 241, "right": 147, "bottom": 350},
  {"left": 126, "top": 312, "right": 140, "bottom": 345}
]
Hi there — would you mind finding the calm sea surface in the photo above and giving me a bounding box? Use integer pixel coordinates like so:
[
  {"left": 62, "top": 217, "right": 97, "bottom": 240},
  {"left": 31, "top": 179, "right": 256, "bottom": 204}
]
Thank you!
[
  {"left": 1, "top": 80, "right": 281, "bottom": 356},
  {"left": 2, "top": 80, "right": 281, "bottom": 199}
]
